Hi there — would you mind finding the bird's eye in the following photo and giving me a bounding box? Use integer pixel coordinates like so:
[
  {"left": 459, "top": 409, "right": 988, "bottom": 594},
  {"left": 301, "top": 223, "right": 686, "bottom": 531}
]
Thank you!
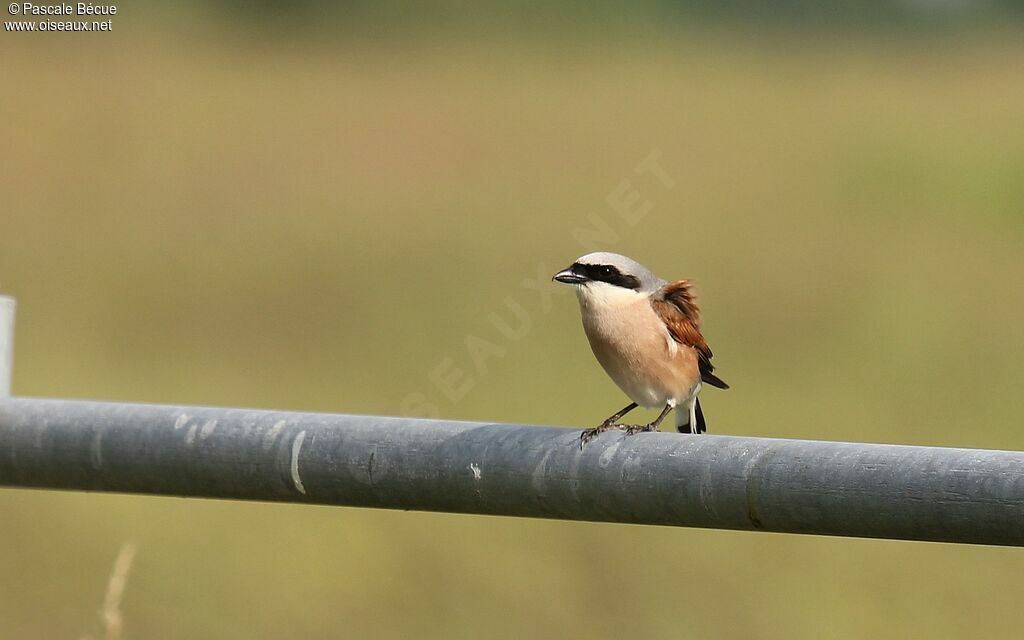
[{"left": 600, "top": 266, "right": 614, "bottom": 277}]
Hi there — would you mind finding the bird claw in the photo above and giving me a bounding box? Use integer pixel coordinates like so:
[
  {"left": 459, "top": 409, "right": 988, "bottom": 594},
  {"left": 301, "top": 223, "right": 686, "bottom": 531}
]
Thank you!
[
  {"left": 624, "top": 423, "right": 659, "bottom": 436},
  {"left": 579, "top": 423, "right": 627, "bottom": 448},
  {"left": 580, "top": 419, "right": 661, "bottom": 447}
]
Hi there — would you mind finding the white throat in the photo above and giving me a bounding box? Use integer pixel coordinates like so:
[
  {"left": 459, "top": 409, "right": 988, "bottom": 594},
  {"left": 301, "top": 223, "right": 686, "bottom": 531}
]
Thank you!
[{"left": 575, "top": 281, "right": 647, "bottom": 310}]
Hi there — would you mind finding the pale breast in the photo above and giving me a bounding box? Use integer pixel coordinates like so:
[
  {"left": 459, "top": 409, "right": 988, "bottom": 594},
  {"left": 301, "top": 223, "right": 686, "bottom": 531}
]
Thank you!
[{"left": 579, "top": 296, "right": 700, "bottom": 408}]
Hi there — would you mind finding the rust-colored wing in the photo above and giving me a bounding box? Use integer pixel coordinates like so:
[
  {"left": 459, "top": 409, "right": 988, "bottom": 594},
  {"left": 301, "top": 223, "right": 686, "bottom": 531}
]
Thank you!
[{"left": 651, "top": 279, "right": 729, "bottom": 389}]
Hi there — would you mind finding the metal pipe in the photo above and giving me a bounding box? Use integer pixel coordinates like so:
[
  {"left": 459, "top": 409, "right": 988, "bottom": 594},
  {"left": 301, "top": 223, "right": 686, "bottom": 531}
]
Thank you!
[
  {"left": 1, "top": 397, "right": 1022, "bottom": 546},
  {"left": 0, "top": 296, "right": 14, "bottom": 398}
]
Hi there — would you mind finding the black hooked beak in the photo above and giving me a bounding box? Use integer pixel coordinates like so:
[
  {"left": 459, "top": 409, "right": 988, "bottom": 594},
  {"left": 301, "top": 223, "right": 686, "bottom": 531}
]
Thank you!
[{"left": 552, "top": 265, "right": 587, "bottom": 285}]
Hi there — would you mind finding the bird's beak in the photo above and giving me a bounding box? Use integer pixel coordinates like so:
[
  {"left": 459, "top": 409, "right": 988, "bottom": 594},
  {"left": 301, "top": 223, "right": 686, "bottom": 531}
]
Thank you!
[{"left": 552, "top": 267, "right": 587, "bottom": 285}]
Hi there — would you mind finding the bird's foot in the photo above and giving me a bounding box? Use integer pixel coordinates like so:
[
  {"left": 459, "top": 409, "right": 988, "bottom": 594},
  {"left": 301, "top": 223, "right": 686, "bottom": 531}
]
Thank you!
[
  {"left": 579, "top": 423, "right": 627, "bottom": 448},
  {"left": 624, "top": 423, "right": 660, "bottom": 436}
]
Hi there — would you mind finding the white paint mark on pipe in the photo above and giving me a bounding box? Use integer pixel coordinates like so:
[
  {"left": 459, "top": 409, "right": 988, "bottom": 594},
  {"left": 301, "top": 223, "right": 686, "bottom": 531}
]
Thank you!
[
  {"left": 90, "top": 431, "right": 103, "bottom": 469},
  {"left": 173, "top": 414, "right": 190, "bottom": 430},
  {"left": 598, "top": 441, "right": 621, "bottom": 468},
  {"left": 469, "top": 463, "right": 482, "bottom": 480},
  {"left": 262, "top": 420, "right": 286, "bottom": 450},
  {"left": 185, "top": 424, "right": 198, "bottom": 445},
  {"left": 199, "top": 419, "right": 218, "bottom": 440},
  {"left": 291, "top": 430, "right": 308, "bottom": 495},
  {"left": 531, "top": 449, "right": 553, "bottom": 492}
]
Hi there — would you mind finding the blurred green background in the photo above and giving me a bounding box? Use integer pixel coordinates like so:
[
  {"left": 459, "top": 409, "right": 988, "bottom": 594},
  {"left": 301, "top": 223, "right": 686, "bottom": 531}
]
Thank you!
[{"left": 3, "top": 2, "right": 1024, "bottom": 638}]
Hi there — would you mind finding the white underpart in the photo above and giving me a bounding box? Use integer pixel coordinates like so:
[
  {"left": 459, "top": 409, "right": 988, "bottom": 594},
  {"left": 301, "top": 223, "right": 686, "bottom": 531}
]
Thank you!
[
  {"left": 576, "top": 281, "right": 684, "bottom": 408},
  {"left": 675, "top": 382, "right": 702, "bottom": 429},
  {"left": 578, "top": 282, "right": 663, "bottom": 404}
]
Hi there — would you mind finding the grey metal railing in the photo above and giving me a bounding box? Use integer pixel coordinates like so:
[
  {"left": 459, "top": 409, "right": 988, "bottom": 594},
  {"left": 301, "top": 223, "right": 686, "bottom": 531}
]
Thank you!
[{"left": 0, "top": 295, "right": 1021, "bottom": 546}]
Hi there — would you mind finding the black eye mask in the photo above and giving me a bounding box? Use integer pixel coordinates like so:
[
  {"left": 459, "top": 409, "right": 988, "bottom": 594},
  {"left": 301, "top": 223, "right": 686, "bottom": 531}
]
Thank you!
[{"left": 572, "top": 263, "right": 642, "bottom": 290}]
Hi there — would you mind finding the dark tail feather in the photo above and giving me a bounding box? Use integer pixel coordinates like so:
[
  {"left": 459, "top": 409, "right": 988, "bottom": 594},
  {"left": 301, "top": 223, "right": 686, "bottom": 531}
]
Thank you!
[
  {"left": 695, "top": 398, "right": 707, "bottom": 434},
  {"left": 677, "top": 398, "right": 708, "bottom": 434},
  {"left": 701, "top": 372, "right": 730, "bottom": 390}
]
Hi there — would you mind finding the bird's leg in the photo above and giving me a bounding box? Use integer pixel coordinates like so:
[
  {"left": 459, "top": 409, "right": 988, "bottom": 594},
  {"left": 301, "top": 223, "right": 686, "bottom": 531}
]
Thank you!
[
  {"left": 625, "top": 404, "right": 674, "bottom": 435},
  {"left": 599, "top": 402, "right": 638, "bottom": 428},
  {"left": 580, "top": 402, "right": 637, "bottom": 447}
]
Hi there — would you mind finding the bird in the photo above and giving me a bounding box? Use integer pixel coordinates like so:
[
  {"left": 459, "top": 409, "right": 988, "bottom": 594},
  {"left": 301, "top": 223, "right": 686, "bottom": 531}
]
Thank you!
[{"left": 552, "top": 252, "right": 728, "bottom": 445}]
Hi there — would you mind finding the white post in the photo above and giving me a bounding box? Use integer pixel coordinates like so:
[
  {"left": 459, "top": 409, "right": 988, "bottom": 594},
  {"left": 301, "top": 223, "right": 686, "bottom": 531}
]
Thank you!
[{"left": 0, "top": 296, "right": 15, "bottom": 398}]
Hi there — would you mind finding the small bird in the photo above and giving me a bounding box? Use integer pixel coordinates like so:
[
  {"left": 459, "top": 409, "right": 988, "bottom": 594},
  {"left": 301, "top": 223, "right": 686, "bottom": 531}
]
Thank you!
[{"left": 552, "top": 252, "right": 728, "bottom": 445}]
